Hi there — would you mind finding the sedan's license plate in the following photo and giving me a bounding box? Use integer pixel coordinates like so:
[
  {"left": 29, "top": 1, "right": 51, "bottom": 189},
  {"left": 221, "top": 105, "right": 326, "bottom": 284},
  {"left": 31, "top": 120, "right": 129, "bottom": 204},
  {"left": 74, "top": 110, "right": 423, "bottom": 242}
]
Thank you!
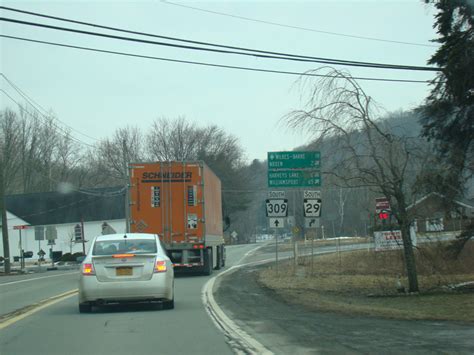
[{"left": 116, "top": 267, "right": 132, "bottom": 276}]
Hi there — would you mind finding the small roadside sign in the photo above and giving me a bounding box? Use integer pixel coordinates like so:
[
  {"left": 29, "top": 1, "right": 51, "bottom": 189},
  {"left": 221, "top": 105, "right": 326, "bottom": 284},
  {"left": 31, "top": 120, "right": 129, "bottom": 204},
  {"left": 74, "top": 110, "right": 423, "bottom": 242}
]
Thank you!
[
  {"left": 45, "top": 226, "right": 58, "bottom": 240},
  {"left": 265, "top": 199, "right": 288, "bottom": 217},
  {"left": 304, "top": 190, "right": 321, "bottom": 199},
  {"left": 268, "top": 191, "right": 286, "bottom": 199},
  {"left": 35, "top": 226, "right": 45, "bottom": 241},
  {"left": 375, "top": 197, "right": 391, "bottom": 213},
  {"left": 269, "top": 218, "right": 285, "bottom": 229},
  {"left": 13, "top": 225, "right": 29, "bottom": 230},
  {"left": 305, "top": 218, "right": 320, "bottom": 229},
  {"left": 374, "top": 229, "right": 416, "bottom": 251},
  {"left": 303, "top": 198, "right": 322, "bottom": 217}
]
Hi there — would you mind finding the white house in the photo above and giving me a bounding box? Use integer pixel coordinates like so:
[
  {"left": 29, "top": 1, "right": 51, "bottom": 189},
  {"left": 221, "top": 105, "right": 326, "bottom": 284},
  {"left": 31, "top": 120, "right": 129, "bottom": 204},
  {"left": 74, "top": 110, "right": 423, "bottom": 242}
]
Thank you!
[{"left": 1, "top": 187, "right": 126, "bottom": 262}]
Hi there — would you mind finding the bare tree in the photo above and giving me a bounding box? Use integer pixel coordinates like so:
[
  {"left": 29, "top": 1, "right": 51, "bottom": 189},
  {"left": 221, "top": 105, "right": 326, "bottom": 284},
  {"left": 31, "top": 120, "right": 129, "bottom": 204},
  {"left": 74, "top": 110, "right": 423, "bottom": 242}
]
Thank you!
[
  {"left": 287, "top": 69, "right": 424, "bottom": 292},
  {"left": 0, "top": 109, "right": 22, "bottom": 273},
  {"left": 146, "top": 117, "right": 250, "bottom": 219},
  {"left": 94, "top": 126, "right": 144, "bottom": 182},
  {"left": 147, "top": 117, "right": 201, "bottom": 161},
  {"left": 53, "top": 129, "right": 83, "bottom": 183}
]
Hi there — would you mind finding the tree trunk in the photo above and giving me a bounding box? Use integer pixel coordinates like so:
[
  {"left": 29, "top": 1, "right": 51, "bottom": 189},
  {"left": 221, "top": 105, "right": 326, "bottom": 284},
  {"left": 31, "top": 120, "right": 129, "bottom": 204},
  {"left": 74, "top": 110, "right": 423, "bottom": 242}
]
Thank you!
[
  {"left": 0, "top": 187, "right": 11, "bottom": 274},
  {"left": 400, "top": 218, "right": 419, "bottom": 292}
]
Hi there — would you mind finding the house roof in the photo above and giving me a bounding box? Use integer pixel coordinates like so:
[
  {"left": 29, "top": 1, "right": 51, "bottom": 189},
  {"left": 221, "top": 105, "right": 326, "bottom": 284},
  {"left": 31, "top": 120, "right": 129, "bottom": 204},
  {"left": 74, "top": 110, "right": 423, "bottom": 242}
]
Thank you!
[
  {"left": 407, "top": 192, "right": 474, "bottom": 210},
  {"left": 5, "top": 186, "right": 125, "bottom": 226}
]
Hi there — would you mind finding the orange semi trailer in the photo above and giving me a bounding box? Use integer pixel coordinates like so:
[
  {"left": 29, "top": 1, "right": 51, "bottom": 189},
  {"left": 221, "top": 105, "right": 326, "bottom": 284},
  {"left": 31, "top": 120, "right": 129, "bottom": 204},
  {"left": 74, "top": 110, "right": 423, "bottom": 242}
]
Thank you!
[{"left": 128, "top": 161, "right": 225, "bottom": 274}]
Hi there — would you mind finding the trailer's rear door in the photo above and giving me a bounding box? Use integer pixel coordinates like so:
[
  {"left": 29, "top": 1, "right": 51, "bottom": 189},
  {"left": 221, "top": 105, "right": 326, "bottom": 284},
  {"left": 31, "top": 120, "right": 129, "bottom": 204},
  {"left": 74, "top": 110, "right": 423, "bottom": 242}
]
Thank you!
[{"left": 129, "top": 162, "right": 204, "bottom": 244}]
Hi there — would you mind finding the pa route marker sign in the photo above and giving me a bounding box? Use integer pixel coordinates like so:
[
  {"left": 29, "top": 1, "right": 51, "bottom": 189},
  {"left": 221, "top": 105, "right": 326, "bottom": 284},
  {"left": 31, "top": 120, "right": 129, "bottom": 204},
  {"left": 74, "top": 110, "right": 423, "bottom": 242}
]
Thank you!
[{"left": 269, "top": 218, "right": 285, "bottom": 229}]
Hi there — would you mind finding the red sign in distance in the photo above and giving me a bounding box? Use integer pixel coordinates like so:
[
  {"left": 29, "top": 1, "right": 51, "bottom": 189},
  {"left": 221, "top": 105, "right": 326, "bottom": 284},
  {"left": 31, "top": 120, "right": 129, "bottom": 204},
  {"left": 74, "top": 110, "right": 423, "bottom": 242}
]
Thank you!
[{"left": 13, "top": 225, "right": 29, "bottom": 230}]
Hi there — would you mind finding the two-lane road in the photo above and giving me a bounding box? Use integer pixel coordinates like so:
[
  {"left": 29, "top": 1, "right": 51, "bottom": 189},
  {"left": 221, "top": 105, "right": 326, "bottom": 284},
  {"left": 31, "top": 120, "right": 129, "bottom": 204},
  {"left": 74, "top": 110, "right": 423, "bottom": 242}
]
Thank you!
[{"left": 0, "top": 244, "right": 259, "bottom": 355}]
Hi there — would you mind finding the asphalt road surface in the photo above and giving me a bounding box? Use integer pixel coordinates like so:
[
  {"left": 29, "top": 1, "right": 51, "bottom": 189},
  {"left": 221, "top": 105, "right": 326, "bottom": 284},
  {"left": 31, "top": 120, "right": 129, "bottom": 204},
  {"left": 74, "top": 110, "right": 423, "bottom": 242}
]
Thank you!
[
  {"left": 214, "top": 244, "right": 474, "bottom": 355},
  {"left": 0, "top": 244, "right": 258, "bottom": 355},
  {"left": 3, "top": 241, "right": 472, "bottom": 355}
]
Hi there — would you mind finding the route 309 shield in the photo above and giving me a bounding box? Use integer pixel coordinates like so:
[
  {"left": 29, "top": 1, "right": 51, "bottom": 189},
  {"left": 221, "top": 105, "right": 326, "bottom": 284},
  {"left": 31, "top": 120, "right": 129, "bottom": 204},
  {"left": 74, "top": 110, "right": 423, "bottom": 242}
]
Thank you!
[{"left": 265, "top": 199, "right": 288, "bottom": 217}]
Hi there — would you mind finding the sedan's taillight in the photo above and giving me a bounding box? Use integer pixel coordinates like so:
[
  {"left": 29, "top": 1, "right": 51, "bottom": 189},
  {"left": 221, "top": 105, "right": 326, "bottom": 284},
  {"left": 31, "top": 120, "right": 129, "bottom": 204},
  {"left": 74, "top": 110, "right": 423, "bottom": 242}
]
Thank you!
[
  {"left": 154, "top": 260, "right": 167, "bottom": 273},
  {"left": 82, "top": 263, "right": 95, "bottom": 276}
]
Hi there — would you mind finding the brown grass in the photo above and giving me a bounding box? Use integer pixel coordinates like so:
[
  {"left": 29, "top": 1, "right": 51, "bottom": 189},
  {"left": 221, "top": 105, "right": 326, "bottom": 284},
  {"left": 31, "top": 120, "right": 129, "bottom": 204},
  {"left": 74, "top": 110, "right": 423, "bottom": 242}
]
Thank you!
[{"left": 258, "top": 241, "right": 474, "bottom": 321}]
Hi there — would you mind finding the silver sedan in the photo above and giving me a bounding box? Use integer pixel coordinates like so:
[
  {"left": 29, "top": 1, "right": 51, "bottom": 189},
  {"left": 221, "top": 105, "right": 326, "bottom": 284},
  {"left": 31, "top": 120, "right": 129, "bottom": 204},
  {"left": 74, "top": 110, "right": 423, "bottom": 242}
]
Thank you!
[{"left": 78, "top": 233, "right": 174, "bottom": 313}]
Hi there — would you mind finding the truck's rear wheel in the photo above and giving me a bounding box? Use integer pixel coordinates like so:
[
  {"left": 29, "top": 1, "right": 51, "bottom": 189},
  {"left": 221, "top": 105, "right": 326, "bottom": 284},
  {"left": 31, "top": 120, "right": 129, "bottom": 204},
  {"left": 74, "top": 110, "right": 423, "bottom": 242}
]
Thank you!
[
  {"left": 203, "top": 248, "right": 213, "bottom": 276},
  {"left": 215, "top": 245, "right": 222, "bottom": 270}
]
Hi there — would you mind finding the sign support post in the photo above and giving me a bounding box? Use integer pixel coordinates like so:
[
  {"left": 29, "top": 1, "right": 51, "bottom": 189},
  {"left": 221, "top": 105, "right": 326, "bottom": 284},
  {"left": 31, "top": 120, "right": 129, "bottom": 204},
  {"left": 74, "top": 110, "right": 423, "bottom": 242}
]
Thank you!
[
  {"left": 81, "top": 218, "right": 86, "bottom": 255},
  {"left": 38, "top": 238, "right": 41, "bottom": 268},
  {"left": 13, "top": 225, "right": 29, "bottom": 271},
  {"left": 311, "top": 229, "right": 317, "bottom": 275},
  {"left": 275, "top": 229, "right": 279, "bottom": 277},
  {"left": 19, "top": 228, "right": 24, "bottom": 271},
  {"left": 292, "top": 190, "right": 297, "bottom": 273}
]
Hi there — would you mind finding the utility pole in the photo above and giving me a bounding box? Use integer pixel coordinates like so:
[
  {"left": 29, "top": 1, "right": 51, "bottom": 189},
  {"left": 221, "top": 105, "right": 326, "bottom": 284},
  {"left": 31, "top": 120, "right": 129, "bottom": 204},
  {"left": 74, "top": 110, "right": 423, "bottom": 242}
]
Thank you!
[
  {"left": 1, "top": 184, "right": 11, "bottom": 274},
  {"left": 123, "top": 139, "right": 130, "bottom": 233},
  {"left": 81, "top": 218, "right": 86, "bottom": 255}
]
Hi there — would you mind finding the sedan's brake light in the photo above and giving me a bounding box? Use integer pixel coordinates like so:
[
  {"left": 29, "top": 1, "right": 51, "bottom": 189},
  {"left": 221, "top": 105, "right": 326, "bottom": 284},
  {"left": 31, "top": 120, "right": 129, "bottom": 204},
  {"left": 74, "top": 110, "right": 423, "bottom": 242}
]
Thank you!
[
  {"left": 82, "top": 263, "right": 95, "bottom": 276},
  {"left": 112, "top": 254, "right": 135, "bottom": 258},
  {"left": 155, "top": 260, "right": 167, "bottom": 273}
]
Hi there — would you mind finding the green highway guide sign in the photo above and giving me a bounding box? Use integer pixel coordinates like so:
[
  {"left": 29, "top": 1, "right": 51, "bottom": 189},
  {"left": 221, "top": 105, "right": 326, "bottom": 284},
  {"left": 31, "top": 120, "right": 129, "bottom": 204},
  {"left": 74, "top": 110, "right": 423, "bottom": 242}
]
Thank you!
[
  {"left": 268, "top": 170, "right": 321, "bottom": 188},
  {"left": 268, "top": 151, "right": 320, "bottom": 170}
]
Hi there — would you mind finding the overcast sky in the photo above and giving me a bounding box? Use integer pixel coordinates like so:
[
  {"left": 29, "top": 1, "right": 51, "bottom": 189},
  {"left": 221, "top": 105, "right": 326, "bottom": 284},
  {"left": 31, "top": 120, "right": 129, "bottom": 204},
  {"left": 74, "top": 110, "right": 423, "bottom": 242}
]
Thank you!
[{"left": 1, "top": 0, "right": 439, "bottom": 162}]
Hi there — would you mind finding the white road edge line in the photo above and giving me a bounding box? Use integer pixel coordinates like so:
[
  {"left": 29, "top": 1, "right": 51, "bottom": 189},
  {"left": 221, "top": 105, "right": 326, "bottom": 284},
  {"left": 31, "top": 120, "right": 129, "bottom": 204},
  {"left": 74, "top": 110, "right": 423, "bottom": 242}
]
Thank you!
[
  {"left": 202, "top": 263, "right": 273, "bottom": 355},
  {"left": 0, "top": 271, "right": 78, "bottom": 287},
  {"left": 202, "top": 243, "right": 273, "bottom": 355},
  {"left": 202, "top": 243, "right": 370, "bottom": 354}
]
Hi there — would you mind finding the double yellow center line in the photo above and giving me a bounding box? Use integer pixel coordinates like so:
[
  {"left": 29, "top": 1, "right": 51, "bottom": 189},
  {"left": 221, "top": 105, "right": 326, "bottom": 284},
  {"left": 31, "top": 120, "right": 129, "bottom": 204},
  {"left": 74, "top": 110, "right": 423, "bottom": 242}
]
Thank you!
[{"left": 0, "top": 289, "right": 78, "bottom": 330}]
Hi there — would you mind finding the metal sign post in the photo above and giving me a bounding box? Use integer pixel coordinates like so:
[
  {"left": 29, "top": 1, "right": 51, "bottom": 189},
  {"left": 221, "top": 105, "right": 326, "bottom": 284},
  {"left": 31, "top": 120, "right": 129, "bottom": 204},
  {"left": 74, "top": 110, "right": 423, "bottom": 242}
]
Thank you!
[
  {"left": 13, "top": 225, "right": 29, "bottom": 271},
  {"left": 19, "top": 228, "right": 24, "bottom": 270},
  {"left": 293, "top": 190, "right": 297, "bottom": 273},
  {"left": 311, "top": 232, "right": 314, "bottom": 275},
  {"left": 275, "top": 229, "right": 279, "bottom": 277}
]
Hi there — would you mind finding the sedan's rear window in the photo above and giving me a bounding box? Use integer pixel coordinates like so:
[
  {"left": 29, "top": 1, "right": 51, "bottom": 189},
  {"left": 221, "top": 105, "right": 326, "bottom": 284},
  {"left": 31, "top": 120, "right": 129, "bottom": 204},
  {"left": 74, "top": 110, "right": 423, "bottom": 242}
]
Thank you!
[{"left": 93, "top": 239, "right": 157, "bottom": 255}]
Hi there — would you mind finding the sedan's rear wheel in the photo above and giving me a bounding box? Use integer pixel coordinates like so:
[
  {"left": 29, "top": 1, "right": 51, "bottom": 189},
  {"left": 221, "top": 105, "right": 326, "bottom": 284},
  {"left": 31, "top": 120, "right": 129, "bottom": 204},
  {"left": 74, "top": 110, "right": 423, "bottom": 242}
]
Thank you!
[
  {"left": 162, "top": 298, "right": 174, "bottom": 310},
  {"left": 79, "top": 303, "right": 92, "bottom": 313}
]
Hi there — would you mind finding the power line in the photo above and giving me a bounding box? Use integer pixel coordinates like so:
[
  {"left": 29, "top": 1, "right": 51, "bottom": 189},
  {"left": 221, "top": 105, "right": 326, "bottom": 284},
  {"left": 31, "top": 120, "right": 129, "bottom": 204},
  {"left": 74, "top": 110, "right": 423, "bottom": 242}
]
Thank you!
[
  {"left": 161, "top": 0, "right": 438, "bottom": 48},
  {"left": 1, "top": 73, "right": 100, "bottom": 143},
  {"left": 0, "top": 34, "right": 434, "bottom": 84},
  {"left": 1, "top": 74, "right": 49, "bottom": 115},
  {"left": 0, "top": 87, "right": 96, "bottom": 148},
  {"left": 0, "top": 15, "right": 440, "bottom": 72}
]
